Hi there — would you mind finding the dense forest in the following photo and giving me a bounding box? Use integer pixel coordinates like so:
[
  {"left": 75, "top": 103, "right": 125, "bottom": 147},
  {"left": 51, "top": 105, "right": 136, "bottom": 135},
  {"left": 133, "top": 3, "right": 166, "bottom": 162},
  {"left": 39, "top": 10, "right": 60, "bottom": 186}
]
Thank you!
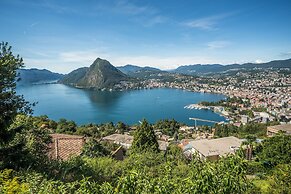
[{"left": 1, "top": 42, "right": 291, "bottom": 193}]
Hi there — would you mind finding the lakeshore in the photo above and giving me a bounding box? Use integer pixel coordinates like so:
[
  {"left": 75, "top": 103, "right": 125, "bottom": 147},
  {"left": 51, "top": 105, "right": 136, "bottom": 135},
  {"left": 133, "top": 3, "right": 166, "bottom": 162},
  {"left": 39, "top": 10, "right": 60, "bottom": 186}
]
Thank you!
[{"left": 16, "top": 84, "right": 226, "bottom": 126}]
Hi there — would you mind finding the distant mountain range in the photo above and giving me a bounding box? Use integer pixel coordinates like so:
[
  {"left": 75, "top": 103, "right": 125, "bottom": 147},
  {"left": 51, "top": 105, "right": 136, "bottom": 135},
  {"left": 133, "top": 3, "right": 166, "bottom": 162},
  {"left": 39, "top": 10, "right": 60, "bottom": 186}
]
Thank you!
[
  {"left": 173, "top": 58, "right": 291, "bottom": 75},
  {"left": 117, "top": 64, "right": 164, "bottom": 78},
  {"left": 60, "top": 58, "right": 128, "bottom": 89},
  {"left": 18, "top": 58, "right": 291, "bottom": 88},
  {"left": 17, "top": 68, "right": 63, "bottom": 85}
]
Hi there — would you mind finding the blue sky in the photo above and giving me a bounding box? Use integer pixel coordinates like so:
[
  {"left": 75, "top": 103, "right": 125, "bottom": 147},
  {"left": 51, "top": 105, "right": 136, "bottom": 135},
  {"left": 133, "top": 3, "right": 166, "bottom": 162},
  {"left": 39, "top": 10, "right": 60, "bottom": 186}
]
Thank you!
[{"left": 1, "top": 0, "right": 291, "bottom": 73}]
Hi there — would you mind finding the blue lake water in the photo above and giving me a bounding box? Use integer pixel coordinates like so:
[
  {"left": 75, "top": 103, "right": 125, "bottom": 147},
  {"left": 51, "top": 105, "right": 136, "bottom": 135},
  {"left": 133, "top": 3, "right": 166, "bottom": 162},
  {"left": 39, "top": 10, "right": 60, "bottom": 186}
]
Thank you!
[{"left": 16, "top": 84, "right": 226, "bottom": 126}]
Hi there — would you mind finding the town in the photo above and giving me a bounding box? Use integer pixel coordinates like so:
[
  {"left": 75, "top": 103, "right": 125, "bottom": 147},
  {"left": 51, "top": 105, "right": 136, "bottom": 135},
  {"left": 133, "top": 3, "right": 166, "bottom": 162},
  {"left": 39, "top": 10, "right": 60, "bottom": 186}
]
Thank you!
[{"left": 114, "top": 67, "right": 291, "bottom": 126}]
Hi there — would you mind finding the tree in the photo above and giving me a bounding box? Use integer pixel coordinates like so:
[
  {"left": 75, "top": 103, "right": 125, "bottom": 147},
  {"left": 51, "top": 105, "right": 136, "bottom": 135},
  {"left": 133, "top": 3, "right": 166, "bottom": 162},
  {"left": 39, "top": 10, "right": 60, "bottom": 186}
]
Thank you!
[
  {"left": 56, "top": 118, "right": 77, "bottom": 134},
  {"left": 81, "top": 138, "right": 110, "bottom": 158},
  {"left": 4, "top": 114, "right": 51, "bottom": 169},
  {"left": 154, "top": 119, "right": 180, "bottom": 136},
  {"left": 131, "top": 119, "right": 159, "bottom": 153},
  {"left": 116, "top": 121, "right": 127, "bottom": 134},
  {"left": 165, "top": 144, "right": 187, "bottom": 163},
  {"left": 0, "top": 42, "right": 32, "bottom": 145},
  {"left": 0, "top": 43, "right": 51, "bottom": 170},
  {"left": 268, "top": 164, "right": 291, "bottom": 193},
  {"left": 257, "top": 134, "right": 291, "bottom": 167}
]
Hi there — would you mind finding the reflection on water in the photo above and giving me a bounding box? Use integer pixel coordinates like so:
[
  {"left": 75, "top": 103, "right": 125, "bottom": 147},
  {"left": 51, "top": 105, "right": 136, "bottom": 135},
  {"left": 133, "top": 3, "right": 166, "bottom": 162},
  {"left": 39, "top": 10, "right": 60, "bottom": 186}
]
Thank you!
[
  {"left": 16, "top": 84, "right": 227, "bottom": 125},
  {"left": 84, "top": 89, "right": 124, "bottom": 111}
]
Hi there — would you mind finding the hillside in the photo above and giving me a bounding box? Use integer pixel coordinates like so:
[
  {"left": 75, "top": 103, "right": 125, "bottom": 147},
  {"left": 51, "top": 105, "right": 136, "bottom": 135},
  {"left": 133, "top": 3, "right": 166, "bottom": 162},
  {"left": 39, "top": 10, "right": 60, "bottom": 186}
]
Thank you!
[
  {"left": 117, "top": 64, "right": 163, "bottom": 78},
  {"left": 17, "top": 68, "right": 64, "bottom": 85},
  {"left": 173, "top": 58, "right": 291, "bottom": 75},
  {"left": 60, "top": 58, "right": 128, "bottom": 89}
]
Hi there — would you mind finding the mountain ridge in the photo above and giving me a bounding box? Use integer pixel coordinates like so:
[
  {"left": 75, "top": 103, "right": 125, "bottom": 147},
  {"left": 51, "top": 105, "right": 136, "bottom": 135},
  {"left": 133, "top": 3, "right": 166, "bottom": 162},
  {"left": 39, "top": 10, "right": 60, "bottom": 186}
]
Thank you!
[
  {"left": 19, "top": 58, "right": 291, "bottom": 86},
  {"left": 60, "top": 58, "right": 128, "bottom": 89},
  {"left": 117, "top": 64, "right": 163, "bottom": 78},
  {"left": 173, "top": 58, "right": 291, "bottom": 75},
  {"left": 17, "top": 68, "right": 64, "bottom": 85}
]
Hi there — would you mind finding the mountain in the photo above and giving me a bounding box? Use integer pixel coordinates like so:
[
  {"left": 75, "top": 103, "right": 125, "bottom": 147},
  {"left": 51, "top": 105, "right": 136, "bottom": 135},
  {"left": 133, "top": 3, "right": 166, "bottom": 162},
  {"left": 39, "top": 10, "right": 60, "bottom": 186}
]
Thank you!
[
  {"left": 174, "top": 64, "right": 222, "bottom": 75},
  {"left": 60, "top": 67, "right": 88, "bottom": 85},
  {"left": 60, "top": 58, "right": 128, "bottom": 89},
  {"left": 117, "top": 64, "right": 163, "bottom": 78},
  {"left": 17, "top": 68, "right": 64, "bottom": 85},
  {"left": 117, "top": 65, "right": 143, "bottom": 74},
  {"left": 173, "top": 58, "right": 291, "bottom": 75}
]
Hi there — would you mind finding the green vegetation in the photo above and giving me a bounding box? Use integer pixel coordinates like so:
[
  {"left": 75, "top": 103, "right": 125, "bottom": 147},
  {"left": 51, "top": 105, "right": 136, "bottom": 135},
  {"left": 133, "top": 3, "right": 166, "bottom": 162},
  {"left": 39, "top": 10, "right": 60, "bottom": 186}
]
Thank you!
[
  {"left": 214, "top": 123, "right": 268, "bottom": 138},
  {"left": 240, "top": 109, "right": 254, "bottom": 118},
  {"left": 131, "top": 119, "right": 159, "bottom": 153},
  {"left": 0, "top": 154, "right": 252, "bottom": 193},
  {"left": 247, "top": 135, "right": 291, "bottom": 193},
  {"left": 0, "top": 42, "right": 50, "bottom": 170},
  {"left": 0, "top": 42, "right": 32, "bottom": 144},
  {"left": 252, "top": 107, "right": 268, "bottom": 112},
  {"left": 17, "top": 69, "right": 63, "bottom": 85},
  {"left": 1, "top": 42, "right": 290, "bottom": 193},
  {"left": 81, "top": 138, "right": 110, "bottom": 158},
  {"left": 257, "top": 135, "right": 291, "bottom": 166},
  {"left": 200, "top": 96, "right": 246, "bottom": 107},
  {"left": 154, "top": 119, "right": 181, "bottom": 137},
  {"left": 199, "top": 97, "right": 251, "bottom": 114}
]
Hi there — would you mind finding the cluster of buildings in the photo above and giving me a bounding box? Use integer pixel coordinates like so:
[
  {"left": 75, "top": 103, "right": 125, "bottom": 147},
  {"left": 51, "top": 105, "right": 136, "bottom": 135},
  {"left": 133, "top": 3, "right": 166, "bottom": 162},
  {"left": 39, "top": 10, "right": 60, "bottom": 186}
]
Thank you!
[
  {"left": 48, "top": 67, "right": 291, "bottom": 161},
  {"left": 115, "top": 68, "right": 291, "bottom": 124},
  {"left": 47, "top": 123, "right": 291, "bottom": 161}
]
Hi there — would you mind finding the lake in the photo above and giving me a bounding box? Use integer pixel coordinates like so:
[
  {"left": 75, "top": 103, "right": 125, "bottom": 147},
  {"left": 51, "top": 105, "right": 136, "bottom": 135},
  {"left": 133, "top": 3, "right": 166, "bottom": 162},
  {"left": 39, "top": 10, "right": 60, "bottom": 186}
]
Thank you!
[{"left": 16, "top": 84, "right": 227, "bottom": 126}]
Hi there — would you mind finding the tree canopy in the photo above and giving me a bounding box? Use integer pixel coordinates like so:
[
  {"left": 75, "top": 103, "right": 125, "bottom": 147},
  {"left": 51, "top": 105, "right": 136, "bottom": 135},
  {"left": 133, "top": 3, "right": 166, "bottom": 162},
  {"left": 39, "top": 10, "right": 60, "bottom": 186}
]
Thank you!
[
  {"left": 0, "top": 42, "right": 32, "bottom": 145},
  {"left": 131, "top": 119, "right": 159, "bottom": 153},
  {"left": 0, "top": 42, "right": 50, "bottom": 170},
  {"left": 257, "top": 134, "right": 291, "bottom": 166}
]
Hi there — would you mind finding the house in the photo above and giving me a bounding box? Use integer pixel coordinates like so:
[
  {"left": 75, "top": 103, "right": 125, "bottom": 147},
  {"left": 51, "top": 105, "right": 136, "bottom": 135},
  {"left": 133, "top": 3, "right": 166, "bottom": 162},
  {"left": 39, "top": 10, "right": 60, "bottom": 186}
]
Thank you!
[
  {"left": 241, "top": 115, "right": 249, "bottom": 124},
  {"left": 102, "top": 134, "right": 133, "bottom": 149},
  {"left": 158, "top": 140, "right": 169, "bottom": 151},
  {"left": 102, "top": 133, "right": 168, "bottom": 151},
  {"left": 49, "top": 133, "right": 85, "bottom": 160},
  {"left": 267, "top": 124, "right": 291, "bottom": 137},
  {"left": 182, "top": 136, "right": 242, "bottom": 161}
]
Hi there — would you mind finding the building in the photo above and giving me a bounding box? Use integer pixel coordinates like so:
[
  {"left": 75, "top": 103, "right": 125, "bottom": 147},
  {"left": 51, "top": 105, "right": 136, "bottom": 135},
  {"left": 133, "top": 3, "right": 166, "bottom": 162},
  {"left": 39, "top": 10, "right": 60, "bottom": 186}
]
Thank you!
[
  {"left": 158, "top": 140, "right": 169, "bottom": 151},
  {"left": 49, "top": 134, "right": 85, "bottom": 160},
  {"left": 267, "top": 124, "right": 291, "bottom": 137},
  {"left": 102, "top": 133, "right": 168, "bottom": 151},
  {"left": 102, "top": 134, "right": 133, "bottom": 149},
  {"left": 241, "top": 115, "right": 249, "bottom": 124},
  {"left": 182, "top": 136, "right": 242, "bottom": 161}
]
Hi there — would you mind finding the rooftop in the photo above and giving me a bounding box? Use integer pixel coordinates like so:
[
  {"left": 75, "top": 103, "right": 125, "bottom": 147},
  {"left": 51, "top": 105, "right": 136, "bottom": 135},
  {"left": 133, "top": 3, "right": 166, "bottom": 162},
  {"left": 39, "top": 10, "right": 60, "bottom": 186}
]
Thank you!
[
  {"left": 102, "top": 134, "right": 133, "bottom": 145},
  {"left": 187, "top": 136, "right": 242, "bottom": 157},
  {"left": 267, "top": 124, "right": 291, "bottom": 134},
  {"left": 50, "top": 133, "right": 84, "bottom": 139}
]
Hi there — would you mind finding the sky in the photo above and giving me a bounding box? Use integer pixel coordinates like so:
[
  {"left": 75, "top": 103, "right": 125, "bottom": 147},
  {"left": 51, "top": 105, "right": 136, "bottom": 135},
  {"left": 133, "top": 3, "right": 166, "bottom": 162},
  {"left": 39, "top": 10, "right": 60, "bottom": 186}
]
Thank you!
[{"left": 1, "top": 0, "right": 291, "bottom": 73}]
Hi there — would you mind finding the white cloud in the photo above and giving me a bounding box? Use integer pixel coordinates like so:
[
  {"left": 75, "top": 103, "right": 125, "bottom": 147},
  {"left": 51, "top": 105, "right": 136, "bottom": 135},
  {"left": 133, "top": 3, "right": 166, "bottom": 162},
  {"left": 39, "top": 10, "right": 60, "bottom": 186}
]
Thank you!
[
  {"left": 255, "top": 59, "right": 263, "bottom": 64},
  {"left": 112, "top": 0, "right": 166, "bottom": 27},
  {"left": 142, "top": 15, "right": 168, "bottom": 27},
  {"left": 184, "top": 18, "right": 215, "bottom": 30},
  {"left": 30, "top": 22, "right": 39, "bottom": 27},
  {"left": 60, "top": 51, "right": 102, "bottom": 64},
  {"left": 114, "top": 0, "right": 156, "bottom": 15},
  {"left": 25, "top": 49, "right": 219, "bottom": 73},
  {"left": 183, "top": 12, "right": 235, "bottom": 30},
  {"left": 207, "top": 41, "right": 231, "bottom": 49},
  {"left": 110, "top": 55, "right": 217, "bottom": 70}
]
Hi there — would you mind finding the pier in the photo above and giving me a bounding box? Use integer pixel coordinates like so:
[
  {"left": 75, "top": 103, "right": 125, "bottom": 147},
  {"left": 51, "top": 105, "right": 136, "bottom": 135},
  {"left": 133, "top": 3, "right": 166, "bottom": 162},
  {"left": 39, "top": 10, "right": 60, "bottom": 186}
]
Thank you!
[{"left": 189, "top": 117, "right": 222, "bottom": 128}]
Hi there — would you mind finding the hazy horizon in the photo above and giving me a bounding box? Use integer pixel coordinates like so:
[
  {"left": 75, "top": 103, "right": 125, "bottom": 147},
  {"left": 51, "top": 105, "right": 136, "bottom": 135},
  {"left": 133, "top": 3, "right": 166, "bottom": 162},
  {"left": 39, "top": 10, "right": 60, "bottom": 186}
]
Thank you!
[{"left": 18, "top": 57, "right": 291, "bottom": 74}]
